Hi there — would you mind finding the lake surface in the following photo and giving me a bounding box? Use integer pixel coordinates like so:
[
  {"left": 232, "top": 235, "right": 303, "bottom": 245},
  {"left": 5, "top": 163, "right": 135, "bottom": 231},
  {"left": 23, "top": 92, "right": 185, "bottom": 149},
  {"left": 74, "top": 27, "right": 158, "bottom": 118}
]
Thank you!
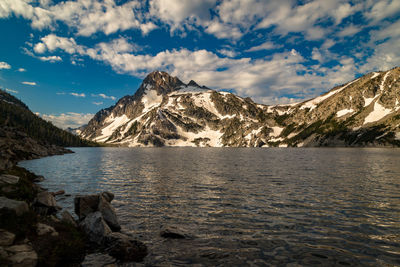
[{"left": 20, "top": 147, "right": 400, "bottom": 266}]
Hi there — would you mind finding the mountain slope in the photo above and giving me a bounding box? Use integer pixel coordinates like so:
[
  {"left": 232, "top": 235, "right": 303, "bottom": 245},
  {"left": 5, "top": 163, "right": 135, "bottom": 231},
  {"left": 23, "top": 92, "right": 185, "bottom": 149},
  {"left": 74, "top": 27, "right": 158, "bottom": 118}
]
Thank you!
[
  {"left": 0, "top": 89, "right": 97, "bottom": 169},
  {"left": 81, "top": 67, "right": 400, "bottom": 147}
]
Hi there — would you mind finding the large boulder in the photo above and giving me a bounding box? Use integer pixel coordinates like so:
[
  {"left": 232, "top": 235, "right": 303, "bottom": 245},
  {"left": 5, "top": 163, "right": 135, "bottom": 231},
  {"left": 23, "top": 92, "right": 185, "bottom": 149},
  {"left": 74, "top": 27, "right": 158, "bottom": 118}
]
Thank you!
[
  {"left": 36, "top": 223, "right": 58, "bottom": 237},
  {"left": 0, "top": 229, "right": 16, "bottom": 246},
  {"left": 80, "top": 211, "right": 112, "bottom": 245},
  {"left": 34, "top": 191, "right": 59, "bottom": 215},
  {"left": 5, "top": 244, "right": 38, "bottom": 267},
  {"left": 0, "top": 196, "right": 29, "bottom": 216},
  {"left": 101, "top": 192, "right": 114, "bottom": 203},
  {"left": 0, "top": 174, "right": 20, "bottom": 185},
  {"left": 98, "top": 195, "right": 120, "bottom": 231},
  {"left": 61, "top": 210, "right": 77, "bottom": 227},
  {"left": 74, "top": 194, "right": 100, "bottom": 220},
  {"left": 105, "top": 232, "right": 147, "bottom": 262}
]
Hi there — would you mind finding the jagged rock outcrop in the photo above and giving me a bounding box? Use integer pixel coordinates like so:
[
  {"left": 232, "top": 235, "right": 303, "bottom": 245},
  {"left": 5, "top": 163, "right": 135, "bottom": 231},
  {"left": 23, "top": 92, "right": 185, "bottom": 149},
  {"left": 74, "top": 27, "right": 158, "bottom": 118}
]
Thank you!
[{"left": 81, "top": 67, "right": 400, "bottom": 147}]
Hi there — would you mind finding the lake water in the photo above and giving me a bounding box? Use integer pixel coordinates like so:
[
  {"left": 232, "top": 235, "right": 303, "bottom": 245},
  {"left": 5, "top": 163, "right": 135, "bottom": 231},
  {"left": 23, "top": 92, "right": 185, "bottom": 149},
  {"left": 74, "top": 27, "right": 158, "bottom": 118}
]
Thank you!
[{"left": 20, "top": 147, "right": 400, "bottom": 266}]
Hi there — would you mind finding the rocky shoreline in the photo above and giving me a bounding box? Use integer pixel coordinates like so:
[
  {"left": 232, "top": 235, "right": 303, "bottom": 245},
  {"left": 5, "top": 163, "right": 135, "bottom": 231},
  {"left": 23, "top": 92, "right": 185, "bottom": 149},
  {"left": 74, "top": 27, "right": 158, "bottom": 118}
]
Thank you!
[{"left": 0, "top": 159, "right": 148, "bottom": 266}]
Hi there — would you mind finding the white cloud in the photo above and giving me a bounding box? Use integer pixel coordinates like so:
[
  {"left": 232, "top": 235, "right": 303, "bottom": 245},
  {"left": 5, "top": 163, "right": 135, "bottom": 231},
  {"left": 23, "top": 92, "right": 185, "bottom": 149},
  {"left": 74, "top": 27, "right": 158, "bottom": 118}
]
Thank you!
[
  {"left": 217, "top": 49, "right": 237, "bottom": 58},
  {"left": 358, "top": 19, "right": 400, "bottom": 73},
  {"left": 245, "top": 41, "right": 280, "bottom": 52},
  {"left": 5, "top": 88, "right": 18, "bottom": 94},
  {"left": 33, "top": 42, "right": 46, "bottom": 53},
  {"left": 22, "top": 81, "right": 36, "bottom": 86},
  {"left": 38, "top": 55, "right": 62, "bottom": 62},
  {"left": 40, "top": 112, "right": 94, "bottom": 129},
  {"left": 0, "top": 0, "right": 156, "bottom": 36},
  {"left": 70, "top": 92, "right": 85, "bottom": 97},
  {"left": 32, "top": 34, "right": 361, "bottom": 104},
  {"left": 365, "top": 0, "right": 400, "bottom": 23},
  {"left": 337, "top": 25, "right": 362, "bottom": 37},
  {"left": 91, "top": 93, "right": 116, "bottom": 100},
  {"left": 149, "top": 0, "right": 215, "bottom": 33},
  {"left": 0, "top": 61, "right": 11, "bottom": 69},
  {"left": 92, "top": 101, "right": 103, "bottom": 105},
  {"left": 17, "top": 68, "right": 26, "bottom": 72}
]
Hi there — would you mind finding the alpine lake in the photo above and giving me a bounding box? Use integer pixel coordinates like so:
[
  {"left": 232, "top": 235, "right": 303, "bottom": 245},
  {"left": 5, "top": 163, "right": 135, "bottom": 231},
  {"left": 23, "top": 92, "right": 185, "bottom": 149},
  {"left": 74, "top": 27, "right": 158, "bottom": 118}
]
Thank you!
[{"left": 19, "top": 147, "right": 400, "bottom": 266}]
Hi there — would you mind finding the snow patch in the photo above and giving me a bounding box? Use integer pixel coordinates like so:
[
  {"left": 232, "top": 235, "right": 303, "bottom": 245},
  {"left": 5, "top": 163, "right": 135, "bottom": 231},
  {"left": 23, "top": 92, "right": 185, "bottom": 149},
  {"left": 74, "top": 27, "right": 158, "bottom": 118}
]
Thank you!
[
  {"left": 95, "top": 115, "right": 130, "bottom": 142},
  {"left": 380, "top": 71, "right": 390, "bottom": 92},
  {"left": 142, "top": 89, "right": 163, "bottom": 113},
  {"left": 169, "top": 126, "right": 224, "bottom": 147},
  {"left": 363, "top": 101, "right": 392, "bottom": 125},
  {"left": 371, "top": 72, "right": 380, "bottom": 79},
  {"left": 336, "top": 108, "right": 354, "bottom": 117},
  {"left": 363, "top": 96, "right": 377, "bottom": 107},
  {"left": 270, "top": 126, "right": 284, "bottom": 137}
]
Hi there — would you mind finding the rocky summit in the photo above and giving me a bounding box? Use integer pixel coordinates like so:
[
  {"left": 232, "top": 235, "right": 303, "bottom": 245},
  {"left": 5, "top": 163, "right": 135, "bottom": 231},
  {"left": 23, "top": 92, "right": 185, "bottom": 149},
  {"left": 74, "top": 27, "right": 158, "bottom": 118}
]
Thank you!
[{"left": 81, "top": 67, "right": 400, "bottom": 147}]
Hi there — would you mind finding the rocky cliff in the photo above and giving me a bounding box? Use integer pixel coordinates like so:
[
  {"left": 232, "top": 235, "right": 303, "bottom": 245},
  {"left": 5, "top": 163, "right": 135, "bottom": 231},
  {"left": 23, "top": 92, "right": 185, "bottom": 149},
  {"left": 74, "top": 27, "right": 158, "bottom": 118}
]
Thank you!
[{"left": 81, "top": 67, "right": 400, "bottom": 147}]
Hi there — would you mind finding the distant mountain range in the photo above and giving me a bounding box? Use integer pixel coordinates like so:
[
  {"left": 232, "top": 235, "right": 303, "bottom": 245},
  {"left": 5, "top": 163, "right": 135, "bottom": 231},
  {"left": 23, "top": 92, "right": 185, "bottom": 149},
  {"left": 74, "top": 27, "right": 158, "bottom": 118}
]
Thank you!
[{"left": 78, "top": 67, "right": 400, "bottom": 147}]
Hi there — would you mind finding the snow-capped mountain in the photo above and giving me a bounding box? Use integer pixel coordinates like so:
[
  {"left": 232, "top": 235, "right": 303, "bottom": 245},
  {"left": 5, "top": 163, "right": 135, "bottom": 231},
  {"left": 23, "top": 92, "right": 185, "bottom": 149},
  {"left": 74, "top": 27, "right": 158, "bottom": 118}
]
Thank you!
[{"left": 81, "top": 67, "right": 400, "bottom": 147}]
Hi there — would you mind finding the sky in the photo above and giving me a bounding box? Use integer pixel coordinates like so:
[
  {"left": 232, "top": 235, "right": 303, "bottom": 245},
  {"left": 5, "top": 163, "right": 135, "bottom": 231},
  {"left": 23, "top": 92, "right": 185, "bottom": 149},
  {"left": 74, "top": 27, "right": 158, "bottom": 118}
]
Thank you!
[{"left": 0, "top": 0, "right": 399, "bottom": 129}]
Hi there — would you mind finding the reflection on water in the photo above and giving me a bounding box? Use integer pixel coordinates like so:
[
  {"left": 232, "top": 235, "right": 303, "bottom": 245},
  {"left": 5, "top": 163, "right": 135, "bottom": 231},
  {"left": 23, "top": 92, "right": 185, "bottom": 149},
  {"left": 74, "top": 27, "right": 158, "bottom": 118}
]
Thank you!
[{"left": 20, "top": 148, "right": 400, "bottom": 266}]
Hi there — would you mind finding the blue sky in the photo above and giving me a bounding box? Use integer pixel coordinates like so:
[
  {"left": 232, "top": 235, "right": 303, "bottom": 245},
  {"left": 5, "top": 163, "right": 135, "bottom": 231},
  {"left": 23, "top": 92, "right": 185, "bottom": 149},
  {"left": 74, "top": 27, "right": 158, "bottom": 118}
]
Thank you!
[{"left": 0, "top": 0, "right": 399, "bottom": 128}]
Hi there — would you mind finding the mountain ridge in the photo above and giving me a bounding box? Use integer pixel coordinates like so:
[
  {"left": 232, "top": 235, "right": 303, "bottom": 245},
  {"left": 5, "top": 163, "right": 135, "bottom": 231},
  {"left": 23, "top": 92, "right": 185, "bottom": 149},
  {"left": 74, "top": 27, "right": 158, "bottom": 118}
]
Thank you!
[{"left": 81, "top": 67, "right": 400, "bottom": 147}]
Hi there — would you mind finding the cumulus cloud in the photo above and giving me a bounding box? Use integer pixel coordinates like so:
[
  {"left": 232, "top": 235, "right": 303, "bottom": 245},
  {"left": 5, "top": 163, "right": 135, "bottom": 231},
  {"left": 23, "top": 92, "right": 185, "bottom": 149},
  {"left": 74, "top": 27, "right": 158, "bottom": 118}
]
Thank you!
[
  {"left": 40, "top": 112, "right": 94, "bottom": 129},
  {"left": 217, "top": 49, "right": 237, "bottom": 58},
  {"left": 149, "top": 0, "right": 216, "bottom": 33},
  {"left": 0, "top": 61, "right": 11, "bottom": 69},
  {"left": 31, "top": 34, "right": 364, "bottom": 103},
  {"left": 17, "top": 68, "right": 26, "bottom": 72},
  {"left": 22, "top": 81, "right": 36, "bottom": 86},
  {"left": 70, "top": 92, "right": 85, "bottom": 97},
  {"left": 92, "top": 101, "right": 103, "bottom": 105},
  {"left": 5, "top": 88, "right": 18, "bottom": 94},
  {"left": 37, "top": 55, "right": 62, "bottom": 62},
  {"left": 91, "top": 93, "right": 116, "bottom": 100},
  {"left": 0, "top": 0, "right": 156, "bottom": 36}
]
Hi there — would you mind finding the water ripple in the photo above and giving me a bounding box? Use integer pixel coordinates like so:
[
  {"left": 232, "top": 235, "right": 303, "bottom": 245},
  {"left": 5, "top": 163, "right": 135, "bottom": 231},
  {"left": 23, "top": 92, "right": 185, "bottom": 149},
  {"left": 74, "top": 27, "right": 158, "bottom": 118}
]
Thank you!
[{"left": 20, "top": 147, "right": 400, "bottom": 266}]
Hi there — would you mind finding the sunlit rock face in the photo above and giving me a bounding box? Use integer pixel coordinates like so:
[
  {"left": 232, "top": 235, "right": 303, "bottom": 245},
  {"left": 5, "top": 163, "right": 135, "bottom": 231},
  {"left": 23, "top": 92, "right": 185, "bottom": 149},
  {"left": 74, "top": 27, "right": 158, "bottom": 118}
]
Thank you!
[{"left": 81, "top": 67, "right": 400, "bottom": 147}]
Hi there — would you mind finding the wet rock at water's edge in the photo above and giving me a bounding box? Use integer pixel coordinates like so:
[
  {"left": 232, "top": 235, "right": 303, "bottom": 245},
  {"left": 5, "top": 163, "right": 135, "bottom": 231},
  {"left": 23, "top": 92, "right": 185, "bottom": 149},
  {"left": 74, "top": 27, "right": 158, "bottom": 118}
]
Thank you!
[
  {"left": 79, "top": 211, "right": 112, "bottom": 245},
  {"left": 105, "top": 232, "right": 148, "bottom": 262}
]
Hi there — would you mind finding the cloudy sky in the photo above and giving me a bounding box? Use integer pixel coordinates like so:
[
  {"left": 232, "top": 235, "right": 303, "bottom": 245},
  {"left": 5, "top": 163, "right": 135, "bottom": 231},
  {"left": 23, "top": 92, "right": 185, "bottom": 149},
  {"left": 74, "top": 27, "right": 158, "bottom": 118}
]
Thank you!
[{"left": 0, "top": 0, "right": 399, "bottom": 128}]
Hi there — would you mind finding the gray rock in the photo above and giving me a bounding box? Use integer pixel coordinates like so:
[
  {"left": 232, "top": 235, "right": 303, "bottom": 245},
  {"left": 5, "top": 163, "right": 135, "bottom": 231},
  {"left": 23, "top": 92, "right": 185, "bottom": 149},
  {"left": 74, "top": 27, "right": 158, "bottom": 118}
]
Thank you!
[
  {"left": 0, "top": 174, "right": 20, "bottom": 185},
  {"left": 101, "top": 192, "right": 114, "bottom": 203},
  {"left": 36, "top": 191, "right": 57, "bottom": 207},
  {"left": 80, "top": 211, "right": 112, "bottom": 245},
  {"left": 105, "top": 232, "right": 148, "bottom": 262},
  {"left": 37, "top": 223, "right": 58, "bottom": 237},
  {"left": 98, "top": 195, "right": 120, "bottom": 231},
  {"left": 52, "top": 190, "right": 65, "bottom": 196},
  {"left": 33, "top": 175, "right": 45, "bottom": 182},
  {"left": 61, "top": 210, "right": 77, "bottom": 227},
  {"left": 0, "top": 196, "right": 29, "bottom": 216},
  {"left": 5, "top": 244, "right": 38, "bottom": 267},
  {"left": 81, "top": 253, "right": 117, "bottom": 267},
  {"left": 160, "top": 225, "right": 190, "bottom": 239},
  {"left": 0, "top": 229, "right": 16, "bottom": 246},
  {"left": 74, "top": 194, "right": 100, "bottom": 220},
  {"left": 34, "top": 191, "right": 59, "bottom": 215}
]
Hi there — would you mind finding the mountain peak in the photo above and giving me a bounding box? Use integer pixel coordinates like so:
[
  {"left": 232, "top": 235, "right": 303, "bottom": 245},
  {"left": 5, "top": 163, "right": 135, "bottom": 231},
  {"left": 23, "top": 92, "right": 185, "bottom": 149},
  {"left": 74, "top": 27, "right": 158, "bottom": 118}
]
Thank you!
[{"left": 140, "top": 71, "right": 184, "bottom": 95}]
